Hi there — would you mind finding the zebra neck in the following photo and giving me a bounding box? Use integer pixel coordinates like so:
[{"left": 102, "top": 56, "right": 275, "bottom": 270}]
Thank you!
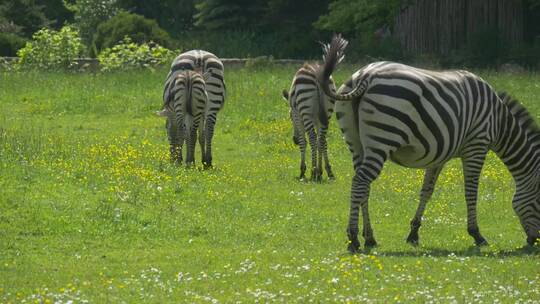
[{"left": 492, "top": 104, "right": 540, "bottom": 181}]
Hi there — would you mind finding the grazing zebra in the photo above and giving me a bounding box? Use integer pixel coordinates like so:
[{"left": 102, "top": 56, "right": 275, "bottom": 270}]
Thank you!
[
  {"left": 282, "top": 63, "right": 337, "bottom": 180},
  {"left": 318, "top": 34, "right": 539, "bottom": 252},
  {"left": 158, "top": 70, "right": 210, "bottom": 166},
  {"left": 159, "top": 50, "right": 226, "bottom": 168}
]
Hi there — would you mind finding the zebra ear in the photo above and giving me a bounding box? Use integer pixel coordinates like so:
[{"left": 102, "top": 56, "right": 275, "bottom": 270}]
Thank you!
[
  {"left": 282, "top": 89, "right": 289, "bottom": 101},
  {"left": 156, "top": 109, "right": 170, "bottom": 117}
]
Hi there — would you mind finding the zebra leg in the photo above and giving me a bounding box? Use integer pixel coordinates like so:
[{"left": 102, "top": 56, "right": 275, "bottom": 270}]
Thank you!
[
  {"left": 198, "top": 121, "right": 206, "bottom": 167},
  {"left": 307, "top": 128, "right": 320, "bottom": 181},
  {"left": 298, "top": 133, "right": 307, "bottom": 180},
  {"left": 166, "top": 117, "right": 183, "bottom": 164},
  {"left": 185, "top": 123, "right": 198, "bottom": 167},
  {"left": 512, "top": 187, "right": 540, "bottom": 246},
  {"left": 348, "top": 158, "right": 386, "bottom": 252},
  {"left": 462, "top": 152, "right": 489, "bottom": 246},
  {"left": 203, "top": 114, "right": 217, "bottom": 169},
  {"left": 348, "top": 171, "right": 377, "bottom": 252},
  {"left": 406, "top": 165, "right": 444, "bottom": 245},
  {"left": 318, "top": 126, "right": 334, "bottom": 179}
]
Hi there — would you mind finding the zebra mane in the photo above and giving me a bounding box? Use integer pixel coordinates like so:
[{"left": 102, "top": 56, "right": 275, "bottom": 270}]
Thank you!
[{"left": 498, "top": 92, "right": 540, "bottom": 135}]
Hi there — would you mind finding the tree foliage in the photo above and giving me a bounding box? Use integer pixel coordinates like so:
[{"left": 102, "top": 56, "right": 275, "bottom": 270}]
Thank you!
[
  {"left": 63, "top": 0, "right": 119, "bottom": 51},
  {"left": 194, "top": 0, "right": 266, "bottom": 30},
  {"left": 315, "top": 0, "right": 402, "bottom": 35},
  {"left": 0, "top": 0, "right": 51, "bottom": 36},
  {"left": 116, "top": 0, "right": 195, "bottom": 35},
  {"left": 93, "top": 12, "right": 173, "bottom": 53}
]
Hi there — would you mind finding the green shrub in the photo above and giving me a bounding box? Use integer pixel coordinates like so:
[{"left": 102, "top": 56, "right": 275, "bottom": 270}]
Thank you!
[
  {"left": 17, "top": 26, "right": 84, "bottom": 70},
  {"left": 94, "top": 12, "right": 173, "bottom": 54},
  {"left": 97, "top": 37, "right": 176, "bottom": 71},
  {"left": 0, "top": 33, "right": 27, "bottom": 56}
]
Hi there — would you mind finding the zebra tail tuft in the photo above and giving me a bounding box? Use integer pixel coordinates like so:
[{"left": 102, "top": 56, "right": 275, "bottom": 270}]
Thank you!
[
  {"left": 319, "top": 34, "right": 372, "bottom": 102},
  {"left": 320, "top": 34, "right": 348, "bottom": 92}
]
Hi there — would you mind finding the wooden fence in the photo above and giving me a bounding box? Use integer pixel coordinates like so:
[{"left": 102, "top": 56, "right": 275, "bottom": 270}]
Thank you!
[{"left": 393, "top": 0, "right": 524, "bottom": 55}]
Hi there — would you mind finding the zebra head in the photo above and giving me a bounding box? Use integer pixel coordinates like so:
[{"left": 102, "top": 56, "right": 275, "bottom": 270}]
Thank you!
[{"left": 282, "top": 89, "right": 301, "bottom": 145}]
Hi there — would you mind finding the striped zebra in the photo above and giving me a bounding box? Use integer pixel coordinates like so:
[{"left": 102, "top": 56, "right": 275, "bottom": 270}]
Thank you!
[
  {"left": 282, "top": 63, "right": 337, "bottom": 180},
  {"left": 159, "top": 50, "right": 226, "bottom": 168},
  {"left": 319, "top": 34, "right": 539, "bottom": 252},
  {"left": 158, "top": 70, "right": 210, "bottom": 166}
]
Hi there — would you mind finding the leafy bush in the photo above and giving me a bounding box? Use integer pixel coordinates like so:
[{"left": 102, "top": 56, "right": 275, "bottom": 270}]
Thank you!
[
  {"left": 97, "top": 37, "right": 176, "bottom": 71},
  {"left": 94, "top": 12, "right": 173, "bottom": 54},
  {"left": 17, "top": 26, "right": 84, "bottom": 70},
  {"left": 64, "top": 0, "right": 119, "bottom": 51},
  {"left": 0, "top": 33, "right": 27, "bottom": 56}
]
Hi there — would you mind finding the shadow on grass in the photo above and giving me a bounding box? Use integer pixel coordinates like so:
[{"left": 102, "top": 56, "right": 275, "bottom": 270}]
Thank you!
[{"left": 345, "top": 245, "right": 539, "bottom": 258}]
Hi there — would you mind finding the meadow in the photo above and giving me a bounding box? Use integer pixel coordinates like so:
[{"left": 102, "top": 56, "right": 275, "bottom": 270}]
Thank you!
[{"left": 0, "top": 65, "right": 539, "bottom": 303}]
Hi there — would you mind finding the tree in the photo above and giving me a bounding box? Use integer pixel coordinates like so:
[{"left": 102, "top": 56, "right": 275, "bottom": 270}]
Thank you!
[
  {"left": 0, "top": 0, "right": 52, "bottom": 36},
  {"left": 194, "top": 0, "right": 266, "bottom": 30},
  {"left": 116, "top": 0, "right": 195, "bottom": 35},
  {"left": 314, "top": 0, "right": 401, "bottom": 35},
  {"left": 64, "top": 0, "right": 119, "bottom": 52}
]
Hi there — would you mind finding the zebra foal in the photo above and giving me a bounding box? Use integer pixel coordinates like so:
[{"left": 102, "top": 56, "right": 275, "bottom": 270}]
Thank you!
[
  {"left": 282, "top": 63, "right": 337, "bottom": 180},
  {"left": 319, "top": 34, "right": 539, "bottom": 252},
  {"left": 158, "top": 70, "right": 210, "bottom": 166},
  {"left": 158, "top": 50, "right": 226, "bottom": 168}
]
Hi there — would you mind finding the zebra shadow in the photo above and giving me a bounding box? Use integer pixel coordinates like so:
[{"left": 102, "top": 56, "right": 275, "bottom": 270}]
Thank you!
[
  {"left": 350, "top": 245, "right": 539, "bottom": 258},
  {"left": 297, "top": 177, "right": 336, "bottom": 184}
]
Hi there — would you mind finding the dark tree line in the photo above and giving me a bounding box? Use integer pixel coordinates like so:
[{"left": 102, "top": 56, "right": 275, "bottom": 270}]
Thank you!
[{"left": 1, "top": 0, "right": 540, "bottom": 66}]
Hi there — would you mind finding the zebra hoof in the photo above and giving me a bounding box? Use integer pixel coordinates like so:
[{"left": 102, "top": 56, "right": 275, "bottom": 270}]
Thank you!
[
  {"left": 365, "top": 238, "right": 378, "bottom": 248},
  {"left": 475, "top": 238, "right": 489, "bottom": 246},
  {"left": 527, "top": 236, "right": 540, "bottom": 246},
  {"left": 203, "top": 163, "right": 213, "bottom": 170},
  {"left": 347, "top": 240, "right": 360, "bottom": 253},
  {"left": 406, "top": 235, "right": 419, "bottom": 246}
]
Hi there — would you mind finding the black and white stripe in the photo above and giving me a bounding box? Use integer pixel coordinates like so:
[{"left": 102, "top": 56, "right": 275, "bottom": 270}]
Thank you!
[
  {"left": 282, "top": 63, "right": 336, "bottom": 180},
  {"left": 319, "top": 35, "right": 540, "bottom": 251},
  {"left": 161, "top": 50, "right": 226, "bottom": 167},
  {"left": 159, "top": 70, "right": 209, "bottom": 166}
]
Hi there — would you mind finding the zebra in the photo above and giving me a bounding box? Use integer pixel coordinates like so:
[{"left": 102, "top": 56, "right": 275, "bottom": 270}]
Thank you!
[
  {"left": 158, "top": 50, "right": 226, "bottom": 168},
  {"left": 158, "top": 70, "right": 210, "bottom": 166},
  {"left": 318, "top": 34, "right": 539, "bottom": 252},
  {"left": 282, "top": 63, "right": 337, "bottom": 180}
]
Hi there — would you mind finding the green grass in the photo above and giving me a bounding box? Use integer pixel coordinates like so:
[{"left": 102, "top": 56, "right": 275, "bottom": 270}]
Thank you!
[{"left": 0, "top": 66, "right": 539, "bottom": 303}]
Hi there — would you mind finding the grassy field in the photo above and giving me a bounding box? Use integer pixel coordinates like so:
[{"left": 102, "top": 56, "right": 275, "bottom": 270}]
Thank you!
[{"left": 0, "top": 65, "right": 539, "bottom": 303}]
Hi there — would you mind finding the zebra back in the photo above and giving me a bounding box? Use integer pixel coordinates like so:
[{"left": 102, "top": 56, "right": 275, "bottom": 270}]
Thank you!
[{"left": 163, "top": 50, "right": 225, "bottom": 109}]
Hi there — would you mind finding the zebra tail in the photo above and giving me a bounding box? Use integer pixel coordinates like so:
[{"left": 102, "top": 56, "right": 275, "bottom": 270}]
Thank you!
[
  {"left": 319, "top": 34, "right": 371, "bottom": 101},
  {"left": 186, "top": 73, "right": 193, "bottom": 117},
  {"left": 316, "top": 82, "right": 329, "bottom": 127}
]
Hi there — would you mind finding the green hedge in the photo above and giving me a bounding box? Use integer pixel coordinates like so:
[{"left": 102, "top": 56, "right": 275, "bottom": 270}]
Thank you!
[{"left": 94, "top": 12, "right": 173, "bottom": 55}]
